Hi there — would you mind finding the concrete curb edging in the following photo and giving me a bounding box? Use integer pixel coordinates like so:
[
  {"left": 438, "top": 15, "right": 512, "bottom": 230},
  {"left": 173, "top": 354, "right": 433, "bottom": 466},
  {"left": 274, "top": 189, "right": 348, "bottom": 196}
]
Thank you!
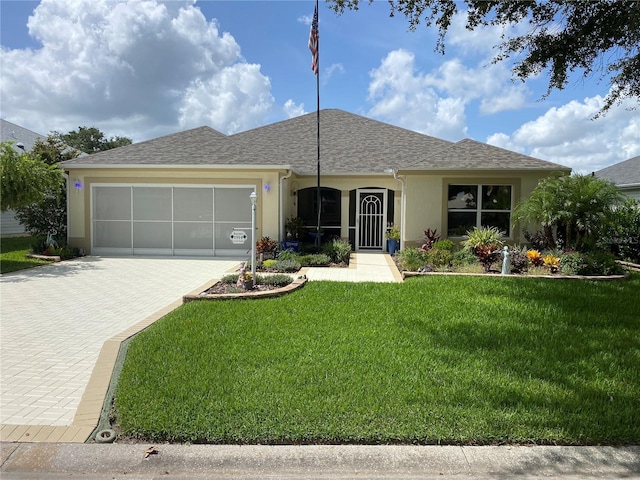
[
  {"left": 182, "top": 276, "right": 307, "bottom": 303},
  {"left": 402, "top": 271, "right": 630, "bottom": 281}
]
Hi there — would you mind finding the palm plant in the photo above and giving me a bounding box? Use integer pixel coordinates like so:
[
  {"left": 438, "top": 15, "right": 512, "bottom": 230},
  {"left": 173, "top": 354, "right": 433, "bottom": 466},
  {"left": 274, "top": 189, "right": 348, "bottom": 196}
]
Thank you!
[
  {"left": 555, "top": 174, "right": 624, "bottom": 251},
  {"left": 513, "top": 173, "right": 623, "bottom": 252},
  {"left": 513, "top": 174, "right": 564, "bottom": 248}
]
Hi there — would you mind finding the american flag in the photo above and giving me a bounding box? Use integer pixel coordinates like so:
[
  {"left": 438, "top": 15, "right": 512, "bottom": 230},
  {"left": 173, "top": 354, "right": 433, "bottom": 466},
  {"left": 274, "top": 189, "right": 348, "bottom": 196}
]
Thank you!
[{"left": 308, "top": 2, "right": 319, "bottom": 75}]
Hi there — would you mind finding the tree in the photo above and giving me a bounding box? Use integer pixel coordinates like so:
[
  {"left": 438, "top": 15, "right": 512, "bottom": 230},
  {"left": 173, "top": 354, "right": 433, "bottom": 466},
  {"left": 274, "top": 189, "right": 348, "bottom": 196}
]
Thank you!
[
  {"left": 13, "top": 134, "right": 80, "bottom": 238},
  {"left": 60, "top": 126, "right": 132, "bottom": 154},
  {"left": 329, "top": 0, "right": 640, "bottom": 114},
  {"left": 31, "top": 134, "right": 81, "bottom": 165},
  {"left": 513, "top": 173, "right": 625, "bottom": 251},
  {"left": 0, "top": 142, "right": 63, "bottom": 212},
  {"left": 512, "top": 174, "right": 564, "bottom": 249}
]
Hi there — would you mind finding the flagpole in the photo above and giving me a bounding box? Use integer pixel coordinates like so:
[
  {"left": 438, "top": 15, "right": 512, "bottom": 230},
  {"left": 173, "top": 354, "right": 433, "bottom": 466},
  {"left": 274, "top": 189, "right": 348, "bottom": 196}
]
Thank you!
[
  {"left": 315, "top": 11, "right": 321, "bottom": 249},
  {"left": 308, "top": 0, "right": 321, "bottom": 248}
]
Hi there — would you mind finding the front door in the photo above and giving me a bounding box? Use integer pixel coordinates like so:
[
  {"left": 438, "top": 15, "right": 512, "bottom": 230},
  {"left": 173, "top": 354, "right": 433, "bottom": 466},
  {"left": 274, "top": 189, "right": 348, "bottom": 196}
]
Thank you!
[{"left": 356, "top": 189, "right": 387, "bottom": 251}]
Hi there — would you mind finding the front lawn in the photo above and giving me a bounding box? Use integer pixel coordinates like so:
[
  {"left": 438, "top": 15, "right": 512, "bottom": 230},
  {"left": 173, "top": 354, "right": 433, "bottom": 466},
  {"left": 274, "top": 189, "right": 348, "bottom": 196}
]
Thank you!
[
  {"left": 115, "top": 275, "right": 640, "bottom": 445},
  {"left": 0, "top": 236, "right": 50, "bottom": 273}
]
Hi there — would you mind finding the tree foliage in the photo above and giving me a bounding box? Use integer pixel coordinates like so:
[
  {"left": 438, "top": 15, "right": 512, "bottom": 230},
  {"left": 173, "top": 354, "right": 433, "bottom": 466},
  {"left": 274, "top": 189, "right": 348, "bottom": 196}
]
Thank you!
[
  {"left": 0, "top": 142, "right": 63, "bottom": 212},
  {"left": 31, "top": 134, "right": 81, "bottom": 165},
  {"left": 329, "top": 0, "right": 640, "bottom": 114},
  {"left": 60, "top": 126, "right": 132, "bottom": 154},
  {"left": 513, "top": 173, "right": 625, "bottom": 251}
]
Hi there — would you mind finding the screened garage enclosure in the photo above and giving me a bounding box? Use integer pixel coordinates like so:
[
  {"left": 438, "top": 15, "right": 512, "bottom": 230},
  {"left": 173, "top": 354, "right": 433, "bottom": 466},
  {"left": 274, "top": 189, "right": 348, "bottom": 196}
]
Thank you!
[{"left": 92, "top": 185, "right": 255, "bottom": 256}]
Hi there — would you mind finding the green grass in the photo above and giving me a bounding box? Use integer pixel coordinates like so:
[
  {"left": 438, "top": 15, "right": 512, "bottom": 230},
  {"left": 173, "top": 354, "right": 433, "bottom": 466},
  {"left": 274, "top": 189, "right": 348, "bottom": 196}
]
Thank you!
[
  {"left": 0, "top": 236, "right": 50, "bottom": 273},
  {"left": 115, "top": 274, "right": 640, "bottom": 445}
]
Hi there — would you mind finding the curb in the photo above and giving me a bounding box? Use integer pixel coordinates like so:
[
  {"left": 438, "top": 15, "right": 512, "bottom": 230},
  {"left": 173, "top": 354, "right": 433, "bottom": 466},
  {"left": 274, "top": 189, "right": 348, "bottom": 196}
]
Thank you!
[{"left": 183, "top": 276, "right": 307, "bottom": 303}]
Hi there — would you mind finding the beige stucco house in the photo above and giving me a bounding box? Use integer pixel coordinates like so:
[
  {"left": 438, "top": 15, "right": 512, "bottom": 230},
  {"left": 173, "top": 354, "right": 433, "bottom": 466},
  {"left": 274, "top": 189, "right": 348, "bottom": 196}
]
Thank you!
[{"left": 61, "top": 109, "right": 569, "bottom": 256}]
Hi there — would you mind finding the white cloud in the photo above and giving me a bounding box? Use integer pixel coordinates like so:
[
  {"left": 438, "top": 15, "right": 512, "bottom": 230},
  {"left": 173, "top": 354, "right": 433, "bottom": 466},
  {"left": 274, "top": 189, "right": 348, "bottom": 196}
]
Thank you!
[
  {"left": 323, "top": 63, "right": 345, "bottom": 84},
  {"left": 283, "top": 100, "right": 306, "bottom": 118},
  {"left": 487, "top": 93, "right": 640, "bottom": 173},
  {"left": 0, "top": 0, "right": 274, "bottom": 140},
  {"left": 366, "top": 48, "right": 529, "bottom": 140},
  {"left": 367, "top": 49, "right": 466, "bottom": 140}
]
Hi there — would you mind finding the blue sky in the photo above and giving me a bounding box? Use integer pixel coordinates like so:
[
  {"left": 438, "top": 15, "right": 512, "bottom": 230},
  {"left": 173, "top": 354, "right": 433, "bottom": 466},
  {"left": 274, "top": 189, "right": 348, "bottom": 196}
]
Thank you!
[{"left": 1, "top": 0, "right": 638, "bottom": 173}]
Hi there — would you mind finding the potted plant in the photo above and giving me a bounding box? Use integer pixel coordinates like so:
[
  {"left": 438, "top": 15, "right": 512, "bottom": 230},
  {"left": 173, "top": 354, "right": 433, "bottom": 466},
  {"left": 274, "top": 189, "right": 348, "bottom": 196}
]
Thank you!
[
  {"left": 386, "top": 225, "right": 401, "bottom": 254},
  {"left": 284, "top": 217, "right": 306, "bottom": 252},
  {"left": 236, "top": 262, "right": 254, "bottom": 290}
]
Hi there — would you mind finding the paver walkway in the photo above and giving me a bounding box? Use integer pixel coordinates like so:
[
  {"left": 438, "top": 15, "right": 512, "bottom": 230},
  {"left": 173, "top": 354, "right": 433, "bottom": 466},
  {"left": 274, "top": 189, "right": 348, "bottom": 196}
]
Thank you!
[
  {"left": 0, "top": 257, "right": 240, "bottom": 428},
  {"left": 305, "top": 252, "right": 401, "bottom": 283}
]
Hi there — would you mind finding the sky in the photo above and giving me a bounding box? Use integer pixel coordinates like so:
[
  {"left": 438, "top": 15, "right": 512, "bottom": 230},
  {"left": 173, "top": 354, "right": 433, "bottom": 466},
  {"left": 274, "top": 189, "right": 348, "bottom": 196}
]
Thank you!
[{"left": 0, "top": 0, "right": 638, "bottom": 173}]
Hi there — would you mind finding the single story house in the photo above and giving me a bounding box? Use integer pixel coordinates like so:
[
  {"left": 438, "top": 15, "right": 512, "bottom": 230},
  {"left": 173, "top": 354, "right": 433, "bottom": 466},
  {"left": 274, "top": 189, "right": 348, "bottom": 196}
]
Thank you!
[
  {"left": 595, "top": 155, "right": 640, "bottom": 202},
  {"left": 0, "top": 119, "right": 45, "bottom": 236},
  {"left": 60, "top": 109, "right": 569, "bottom": 256}
]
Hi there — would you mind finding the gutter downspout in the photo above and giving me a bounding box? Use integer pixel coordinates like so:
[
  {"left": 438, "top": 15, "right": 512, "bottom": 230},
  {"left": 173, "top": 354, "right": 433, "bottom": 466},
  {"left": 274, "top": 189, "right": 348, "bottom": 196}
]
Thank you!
[
  {"left": 279, "top": 170, "right": 293, "bottom": 242},
  {"left": 62, "top": 172, "right": 70, "bottom": 247},
  {"left": 392, "top": 171, "right": 406, "bottom": 251}
]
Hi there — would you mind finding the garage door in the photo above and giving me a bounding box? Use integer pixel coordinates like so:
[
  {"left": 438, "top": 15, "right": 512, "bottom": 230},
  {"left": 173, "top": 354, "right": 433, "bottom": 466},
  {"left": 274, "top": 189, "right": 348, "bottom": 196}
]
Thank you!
[{"left": 91, "top": 185, "right": 254, "bottom": 256}]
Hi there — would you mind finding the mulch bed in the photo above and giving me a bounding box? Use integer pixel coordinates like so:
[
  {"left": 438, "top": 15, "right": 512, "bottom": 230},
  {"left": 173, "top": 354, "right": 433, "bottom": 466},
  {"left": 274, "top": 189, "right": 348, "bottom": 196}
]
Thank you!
[{"left": 202, "top": 282, "right": 282, "bottom": 295}]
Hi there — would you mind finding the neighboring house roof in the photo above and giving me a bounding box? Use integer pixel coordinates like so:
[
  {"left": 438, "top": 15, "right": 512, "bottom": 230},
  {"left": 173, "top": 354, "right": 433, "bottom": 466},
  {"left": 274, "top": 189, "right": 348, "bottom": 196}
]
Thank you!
[
  {"left": 0, "top": 119, "right": 45, "bottom": 152},
  {"left": 595, "top": 156, "right": 640, "bottom": 187},
  {"left": 60, "top": 109, "right": 568, "bottom": 174}
]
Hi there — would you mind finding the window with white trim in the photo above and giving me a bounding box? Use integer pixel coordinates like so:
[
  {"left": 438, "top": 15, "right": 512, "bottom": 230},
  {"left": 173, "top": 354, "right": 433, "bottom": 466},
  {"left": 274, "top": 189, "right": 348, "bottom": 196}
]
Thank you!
[{"left": 447, "top": 184, "right": 512, "bottom": 237}]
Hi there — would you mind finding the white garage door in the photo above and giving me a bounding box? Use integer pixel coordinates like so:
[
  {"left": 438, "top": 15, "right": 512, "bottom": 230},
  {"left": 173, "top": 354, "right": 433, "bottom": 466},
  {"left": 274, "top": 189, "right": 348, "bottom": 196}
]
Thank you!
[{"left": 92, "top": 185, "right": 254, "bottom": 256}]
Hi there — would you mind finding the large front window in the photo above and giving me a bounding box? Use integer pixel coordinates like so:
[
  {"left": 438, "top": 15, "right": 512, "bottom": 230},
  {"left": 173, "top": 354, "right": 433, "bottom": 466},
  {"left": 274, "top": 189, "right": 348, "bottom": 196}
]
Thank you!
[
  {"left": 297, "top": 187, "right": 341, "bottom": 241},
  {"left": 447, "top": 184, "right": 512, "bottom": 236}
]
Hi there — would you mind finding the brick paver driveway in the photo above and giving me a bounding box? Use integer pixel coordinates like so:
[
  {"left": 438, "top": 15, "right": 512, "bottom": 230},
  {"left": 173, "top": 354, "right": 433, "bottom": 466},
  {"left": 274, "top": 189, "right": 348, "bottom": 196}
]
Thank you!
[{"left": 0, "top": 256, "right": 240, "bottom": 427}]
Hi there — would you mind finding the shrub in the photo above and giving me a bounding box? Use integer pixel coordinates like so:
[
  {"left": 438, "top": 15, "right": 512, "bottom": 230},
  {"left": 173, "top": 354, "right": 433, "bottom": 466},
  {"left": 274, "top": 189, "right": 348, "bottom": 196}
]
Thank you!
[
  {"left": 274, "top": 258, "right": 302, "bottom": 272},
  {"left": 300, "top": 254, "right": 331, "bottom": 266},
  {"left": 474, "top": 243, "right": 501, "bottom": 272},
  {"left": 462, "top": 226, "right": 505, "bottom": 252},
  {"left": 420, "top": 228, "right": 441, "bottom": 251},
  {"left": 278, "top": 249, "right": 300, "bottom": 262},
  {"left": 396, "top": 247, "right": 428, "bottom": 271},
  {"left": 15, "top": 187, "right": 67, "bottom": 239},
  {"left": 508, "top": 247, "right": 529, "bottom": 273},
  {"left": 523, "top": 230, "right": 554, "bottom": 251},
  {"left": 431, "top": 239, "right": 455, "bottom": 251},
  {"left": 585, "top": 252, "right": 625, "bottom": 276},
  {"left": 220, "top": 273, "right": 293, "bottom": 286},
  {"left": 526, "top": 249, "right": 544, "bottom": 267},
  {"left": 220, "top": 274, "right": 240, "bottom": 284},
  {"left": 560, "top": 251, "right": 625, "bottom": 276},
  {"left": 597, "top": 198, "right": 640, "bottom": 263},
  {"left": 559, "top": 252, "right": 588, "bottom": 275},
  {"left": 452, "top": 249, "right": 477, "bottom": 266},
  {"left": 262, "top": 259, "right": 278, "bottom": 269},
  {"left": 258, "top": 274, "right": 293, "bottom": 286},
  {"left": 256, "top": 236, "right": 278, "bottom": 256},
  {"left": 323, "top": 238, "right": 352, "bottom": 264},
  {"left": 425, "top": 248, "right": 453, "bottom": 267},
  {"left": 543, "top": 254, "right": 560, "bottom": 272}
]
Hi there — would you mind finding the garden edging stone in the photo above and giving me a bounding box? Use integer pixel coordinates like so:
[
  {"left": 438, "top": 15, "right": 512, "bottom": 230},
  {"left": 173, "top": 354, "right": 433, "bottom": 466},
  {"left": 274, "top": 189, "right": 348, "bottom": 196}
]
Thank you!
[
  {"left": 182, "top": 275, "right": 307, "bottom": 303},
  {"left": 402, "top": 271, "right": 630, "bottom": 281}
]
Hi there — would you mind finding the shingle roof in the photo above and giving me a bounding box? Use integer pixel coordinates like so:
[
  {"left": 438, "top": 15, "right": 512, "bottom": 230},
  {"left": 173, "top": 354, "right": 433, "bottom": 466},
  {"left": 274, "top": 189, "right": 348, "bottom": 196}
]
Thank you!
[
  {"left": 61, "top": 125, "right": 233, "bottom": 166},
  {"left": 1, "top": 119, "right": 45, "bottom": 153},
  {"left": 230, "top": 109, "right": 454, "bottom": 174},
  {"left": 60, "top": 109, "right": 568, "bottom": 173},
  {"left": 595, "top": 156, "right": 640, "bottom": 186},
  {"left": 413, "top": 138, "right": 569, "bottom": 171}
]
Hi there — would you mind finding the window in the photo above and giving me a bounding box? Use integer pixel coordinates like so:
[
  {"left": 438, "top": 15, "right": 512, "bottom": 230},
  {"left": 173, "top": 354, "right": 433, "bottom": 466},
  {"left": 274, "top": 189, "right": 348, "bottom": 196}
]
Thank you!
[
  {"left": 297, "top": 187, "right": 342, "bottom": 242},
  {"left": 447, "top": 184, "right": 512, "bottom": 236}
]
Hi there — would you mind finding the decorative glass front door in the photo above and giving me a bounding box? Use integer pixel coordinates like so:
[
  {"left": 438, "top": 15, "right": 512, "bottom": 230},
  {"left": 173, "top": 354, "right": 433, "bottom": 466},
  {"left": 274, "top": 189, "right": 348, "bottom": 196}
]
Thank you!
[{"left": 357, "top": 189, "right": 386, "bottom": 250}]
